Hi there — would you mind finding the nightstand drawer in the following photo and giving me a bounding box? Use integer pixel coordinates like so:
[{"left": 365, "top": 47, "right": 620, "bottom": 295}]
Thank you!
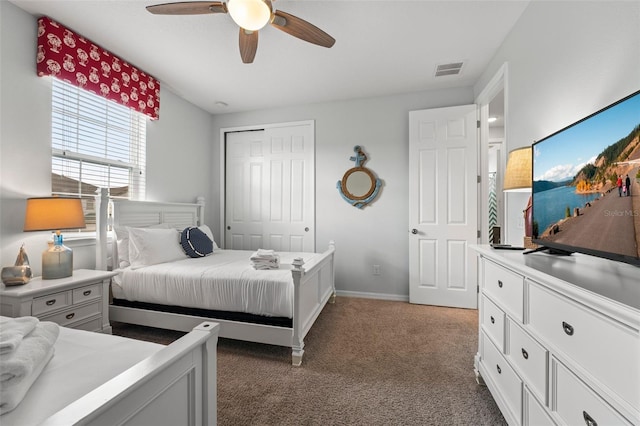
[
  {"left": 482, "top": 295, "right": 505, "bottom": 351},
  {"left": 508, "top": 319, "right": 548, "bottom": 403},
  {"left": 529, "top": 283, "right": 639, "bottom": 409},
  {"left": 553, "top": 358, "right": 632, "bottom": 426},
  {"left": 41, "top": 301, "right": 101, "bottom": 327},
  {"left": 72, "top": 284, "right": 101, "bottom": 304},
  {"left": 71, "top": 317, "right": 103, "bottom": 332},
  {"left": 483, "top": 259, "right": 524, "bottom": 322},
  {"left": 0, "top": 269, "right": 115, "bottom": 333},
  {"left": 32, "top": 290, "right": 71, "bottom": 315}
]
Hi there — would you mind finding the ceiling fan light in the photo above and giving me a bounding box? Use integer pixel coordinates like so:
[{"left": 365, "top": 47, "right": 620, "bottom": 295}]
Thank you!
[{"left": 228, "top": 0, "right": 271, "bottom": 31}]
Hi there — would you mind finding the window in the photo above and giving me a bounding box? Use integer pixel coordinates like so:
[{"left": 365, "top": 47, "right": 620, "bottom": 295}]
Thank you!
[{"left": 51, "top": 79, "right": 146, "bottom": 231}]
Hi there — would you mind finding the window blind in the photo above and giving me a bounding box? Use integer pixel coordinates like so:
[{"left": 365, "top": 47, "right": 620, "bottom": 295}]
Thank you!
[{"left": 51, "top": 78, "right": 146, "bottom": 230}]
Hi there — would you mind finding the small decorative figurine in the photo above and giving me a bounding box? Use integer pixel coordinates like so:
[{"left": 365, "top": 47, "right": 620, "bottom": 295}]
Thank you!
[{"left": 1, "top": 244, "right": 33, "bottom": 286}]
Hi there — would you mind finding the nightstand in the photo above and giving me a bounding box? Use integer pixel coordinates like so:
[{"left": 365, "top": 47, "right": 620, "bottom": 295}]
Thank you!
[{"left": 0, "top": 269, "right": 116, "bottom": 333}]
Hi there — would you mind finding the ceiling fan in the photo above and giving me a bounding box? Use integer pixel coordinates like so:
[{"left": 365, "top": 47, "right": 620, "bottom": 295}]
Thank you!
[{"left": 146, "top": 0, "right": 336, "bottom": 64}]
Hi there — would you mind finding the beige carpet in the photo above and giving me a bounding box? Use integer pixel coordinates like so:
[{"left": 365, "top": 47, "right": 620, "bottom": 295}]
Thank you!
[{"left": 112, "top": 297, "right": 506, "bottom": 426}]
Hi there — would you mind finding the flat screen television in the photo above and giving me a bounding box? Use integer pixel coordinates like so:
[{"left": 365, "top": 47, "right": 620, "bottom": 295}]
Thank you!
[{"left": 531, "top": 90, "right": 640, "bottom": 266}]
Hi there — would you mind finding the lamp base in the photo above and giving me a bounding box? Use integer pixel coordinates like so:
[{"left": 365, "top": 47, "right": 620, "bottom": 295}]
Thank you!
[{"left": 42, "top": 243, "right": 73, "bottom": 280}]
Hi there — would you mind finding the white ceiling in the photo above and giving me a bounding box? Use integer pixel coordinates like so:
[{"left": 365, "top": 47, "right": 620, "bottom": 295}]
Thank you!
[{"left": 9, "top": 0, "right": 529, "bottom": 115}]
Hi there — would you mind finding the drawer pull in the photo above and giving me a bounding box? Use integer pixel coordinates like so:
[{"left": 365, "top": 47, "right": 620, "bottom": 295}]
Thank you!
[
  {"left": 65, "top": 313, "right": 75, "bottom": 320},
  {"left": 562, "top": 321, "right": 574, "bottom": 336},
  {"left": 490, "top": 316, "right": 495, "bottom": 324},
  {"left": 497, "top": 280, "right": 503, "bottom": 288},
  {"left": 45, "top": 299, "right": 56, "bottom": 306},
  {"left": 521, "top": 348, "right": 529, "bottom": 360},
  {"left": 496, "top": 364, "right": 501, "bottom": 374},
  {"left": 583, "top": 410, "right": 597, "bottom": 426},
  {"left": 83, "top": 290, "right": 92, "bottom": 296}
]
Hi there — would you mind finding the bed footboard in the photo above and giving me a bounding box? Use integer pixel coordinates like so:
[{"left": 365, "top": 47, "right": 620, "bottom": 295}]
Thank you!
[
  {"left": 41, "top": 322, "right": 219, "bottom": 426},
  {"left": 291, "top": 240, "right": 336, "bottom": 366}
]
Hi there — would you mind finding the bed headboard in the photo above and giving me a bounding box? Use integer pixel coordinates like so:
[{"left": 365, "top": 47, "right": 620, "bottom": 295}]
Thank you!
[{"left": 95, "top": 189, "right": 205, "bottom": 270}]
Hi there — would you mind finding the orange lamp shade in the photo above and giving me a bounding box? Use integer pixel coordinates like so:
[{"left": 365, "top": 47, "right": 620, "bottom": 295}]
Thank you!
[{"left": 23, "top": 197, "right": 86, "bottom": 232}]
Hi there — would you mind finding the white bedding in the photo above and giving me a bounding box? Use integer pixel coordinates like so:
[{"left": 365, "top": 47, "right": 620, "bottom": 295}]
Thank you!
[
  {"left": 2, "top": 327, "right": 162, "bottom": 426},
  {"left": 112, "top": 249, "right": 321, "bottom": 318}
]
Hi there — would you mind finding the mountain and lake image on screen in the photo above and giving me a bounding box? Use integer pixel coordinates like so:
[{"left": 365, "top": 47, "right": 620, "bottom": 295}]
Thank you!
[{"left": 531, "top": 91, "right": 640, "bottom": 265}]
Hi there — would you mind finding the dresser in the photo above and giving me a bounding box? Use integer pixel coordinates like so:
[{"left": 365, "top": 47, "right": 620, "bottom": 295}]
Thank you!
[
  {"left": 472, "top": 245, "right": 640, "bottom": 426},
  {"left": 0, "top": 269, "right": 116, "bottom": 333}
]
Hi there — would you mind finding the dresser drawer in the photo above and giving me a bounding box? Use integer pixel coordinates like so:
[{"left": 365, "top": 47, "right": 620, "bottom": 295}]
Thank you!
[
  {"left": 32, "top": 290, "right": 71, "bottom": 315},
  {"left": 483, "top": 259, "right": 524, "bottom": 322},
  {"left": 529, "top": 283, "right": 639, "bottom": 409},
  {"left": 508, "top": 319, "right": 548, "bottom": 404},
  {"left": 553, "top": 359, "right": 633, "bottom": 426},
  {"left": 482, "top": 332, "right": 522, "bottom": 421},
  {"left": 524, "top": 387, "right": 555, "bottom": 426},
  {"left": 72, "top": 283, "right": 102, "bottom": 304},
  {"left": 482, "top": 295, "right": 505, "bottom": 351},
  {"left": 40, "top": 301, "right": 101, "bottom": 327}
]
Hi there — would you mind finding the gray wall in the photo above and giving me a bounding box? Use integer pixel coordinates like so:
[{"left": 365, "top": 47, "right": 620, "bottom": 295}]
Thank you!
[
  {"left": 211, "top": 1, "right": 640, "bottom": 297},
  {"left": 2, "top": 0, "right": 638, "bottom": 296},
  {"left": 211, "top": 88, "right": 473, "bottom": 299}
]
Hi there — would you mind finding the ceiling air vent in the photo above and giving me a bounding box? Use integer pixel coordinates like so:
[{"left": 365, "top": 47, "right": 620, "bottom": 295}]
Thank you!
[{"left": 435, "top": 62, "right": 464, "bottom": 77}]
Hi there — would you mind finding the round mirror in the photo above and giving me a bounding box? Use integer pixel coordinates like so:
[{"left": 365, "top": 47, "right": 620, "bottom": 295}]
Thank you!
[{"left": 341, "top": 167, "right": 376, "bottom": 200}]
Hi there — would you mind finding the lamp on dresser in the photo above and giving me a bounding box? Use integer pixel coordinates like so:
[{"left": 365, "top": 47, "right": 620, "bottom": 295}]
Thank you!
[
  {"left": 23, "top": 197, "right": 86, "bottom": 279},
  {"left": 503, "top": 146, "right": 535, "bottom": 248}
]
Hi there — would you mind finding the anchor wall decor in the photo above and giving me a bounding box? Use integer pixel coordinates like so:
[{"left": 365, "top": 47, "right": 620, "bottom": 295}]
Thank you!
[{"left": 337, "top": 146, "right": 382, "bottom": 208}]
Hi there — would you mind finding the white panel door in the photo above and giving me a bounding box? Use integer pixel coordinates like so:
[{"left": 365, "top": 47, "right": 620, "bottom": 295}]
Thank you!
[
  {"left": 225, "top": 122, "right": 315, "bottom": 252},
  {"left": 226, "top": 130, "right": 266, "bottom": 250},
  {"left": 409, "top": 105, "right": 478, "bottom": 308}
]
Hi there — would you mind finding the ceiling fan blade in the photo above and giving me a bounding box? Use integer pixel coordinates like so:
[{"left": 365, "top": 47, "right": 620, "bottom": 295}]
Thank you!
[
  {"left": 239, "top": 29, "right": 258, "bottom": 64},
  {"left": 271, "top": 10, "right": 335, "bottom": 48},
  {"left": 146, "top": 1, "right": 227, "bottom": 15}
]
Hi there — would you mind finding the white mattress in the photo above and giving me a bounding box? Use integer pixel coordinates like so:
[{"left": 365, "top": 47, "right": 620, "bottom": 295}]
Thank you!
[
  {"left": 2, "top": 327, "right": 162, "bottom": 425},
  {"left": 112, "top": 249, "right": 320, "bottom": 318}
]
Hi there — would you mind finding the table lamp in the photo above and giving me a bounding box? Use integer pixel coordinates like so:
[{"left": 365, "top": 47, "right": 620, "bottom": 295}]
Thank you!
[
  {"left": 23, "top": 197, "right": 86, "bottom": 279},
  {"left": 503, "top": 146, "right": 534, "bottom": 247}
]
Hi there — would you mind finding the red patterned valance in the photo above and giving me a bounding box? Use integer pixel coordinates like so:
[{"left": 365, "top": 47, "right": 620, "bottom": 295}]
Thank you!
[{"left": 37, "top": 16, "right": 160, "bottom": 120}]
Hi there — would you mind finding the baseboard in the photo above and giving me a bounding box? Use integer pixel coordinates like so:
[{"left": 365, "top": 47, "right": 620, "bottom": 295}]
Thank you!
[{"left": 335, "top": 290, "right": 409, "bottom": 302}]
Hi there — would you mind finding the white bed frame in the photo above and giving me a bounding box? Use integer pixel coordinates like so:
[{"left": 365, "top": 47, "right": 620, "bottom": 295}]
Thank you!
[
  {"left": 42, "top": 321, "right": 219, "bottom": 426},
  {"left": 95, "top": 190, "right": 336, "bottom": 366}
]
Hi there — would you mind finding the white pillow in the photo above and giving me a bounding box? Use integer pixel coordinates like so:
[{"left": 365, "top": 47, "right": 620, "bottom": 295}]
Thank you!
[
  {"left": 127, "top": 227, "right": 187, "bottom": 270},
  {"left": 198, "top": 224, "right": 219, "bottom": 249},
  {"left": 114, "top": 223, "right": 168, "bottom": 269}
]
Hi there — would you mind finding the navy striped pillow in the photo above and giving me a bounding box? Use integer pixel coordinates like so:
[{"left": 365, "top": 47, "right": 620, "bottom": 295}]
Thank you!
[{"left": 180, "top": 227, "right": 213, "bottom": 258}]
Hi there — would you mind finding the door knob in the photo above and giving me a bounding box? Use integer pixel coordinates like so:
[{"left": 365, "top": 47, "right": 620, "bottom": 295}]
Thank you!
[{"left": 411, "top": 229, "right": 418, "bottom": 234}]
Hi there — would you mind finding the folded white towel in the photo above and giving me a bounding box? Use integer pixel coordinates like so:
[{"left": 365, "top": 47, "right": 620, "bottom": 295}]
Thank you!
[
  {"left": 0, "top": 346, "right": 54, "bottom": 414},
  {"left": 0, "top": 316, "right": 39, "bottom": 355},
  {"left": 250, "top": 249, "right": 280, "bottom": 269},
  {"left": 250, "top": 249, "right": 277, "bottom": 260},
  {"left": 0, "top": 321, "right": 59, "bottom": 386},
  {"left": 252, "top": 263, "right": 279, "bottom": 270}
]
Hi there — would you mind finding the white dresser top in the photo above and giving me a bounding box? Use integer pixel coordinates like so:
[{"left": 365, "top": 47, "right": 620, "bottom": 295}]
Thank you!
[{"left": 472, "top": 245, "right": 640, "bottom": 311}]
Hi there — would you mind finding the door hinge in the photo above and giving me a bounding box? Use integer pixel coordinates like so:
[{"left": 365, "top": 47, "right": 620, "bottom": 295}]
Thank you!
[
  {"left": 477, "top": 175, "right": 481, "bottom": 183},
  {"left": 477, "top": 120, "right": 481, "bottom": 128},
  {"left": 477, "top": 230, "right": 481, "bottom": 238}
]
